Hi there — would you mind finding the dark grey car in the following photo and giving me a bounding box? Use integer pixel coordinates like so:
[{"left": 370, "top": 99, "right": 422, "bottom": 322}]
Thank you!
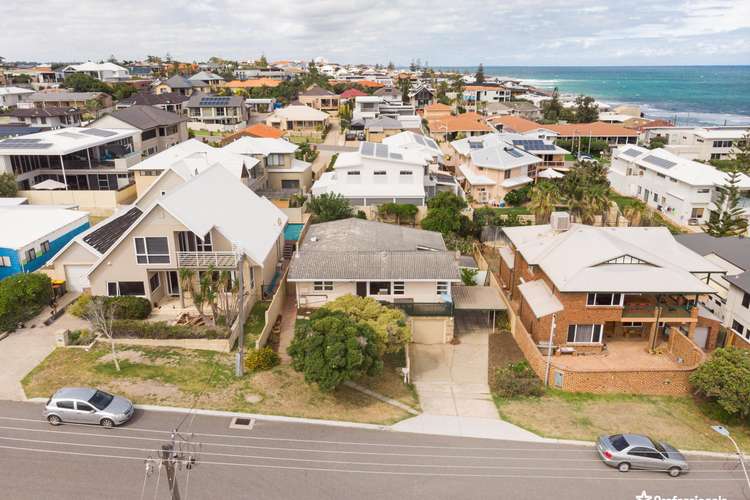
[
  {"left": 597, "top": 434, "right": 688, "bottom": 477},
  {"left": 44, "top": 388, "right": 134, "bottom": 428}
]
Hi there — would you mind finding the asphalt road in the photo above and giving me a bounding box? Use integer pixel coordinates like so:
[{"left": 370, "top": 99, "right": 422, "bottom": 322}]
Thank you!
[{"left": 0, "top": 401, "right": 747, "bottom": 500}]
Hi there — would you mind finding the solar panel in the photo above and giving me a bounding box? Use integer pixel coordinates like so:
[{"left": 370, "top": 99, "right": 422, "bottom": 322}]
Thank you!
[
  {"left": 643, "top": 155, "right": 677, "bottom": 169},
  {"left": 413, "top": 134, "right": 426, "bottom": 146},
  {"left": 361, "top": 142, "right": 375, "bottom": 156},
  {"left": 57, "top": 132, "right": 86, "bottom": 139},
  {"left": 80, "top": 129, "right": 117, "bottom": 138},
  {"left": 512, "top": 139, "right": 555, "bottom": 151},
  {"left": 506, "top": 148, "right": 524, "bottom": 158},
  {"left": 375, "top": 143, "right": 389, "bottom": 158},
  {"left": 0, "top": 138, "right": 52, "bottom": 149},
  {"left": 621, "top": 148, "right": 643, "bottom": 158},
  {"left": 199, "top": 97, "right": 231, "bottom": 106}
]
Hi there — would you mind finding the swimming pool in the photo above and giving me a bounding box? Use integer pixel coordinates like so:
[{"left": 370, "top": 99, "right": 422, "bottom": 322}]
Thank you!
[{"left": 284, "top": 223, "right": 305, "bottom": 241}]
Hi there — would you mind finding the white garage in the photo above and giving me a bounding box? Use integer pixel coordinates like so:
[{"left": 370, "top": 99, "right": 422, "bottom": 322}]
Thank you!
[
  {"left": 64, "top": 265, "right": 91, "bottom": 292},
  {"left": 411, "top": 318, "right": 449, "bottom": 344}
]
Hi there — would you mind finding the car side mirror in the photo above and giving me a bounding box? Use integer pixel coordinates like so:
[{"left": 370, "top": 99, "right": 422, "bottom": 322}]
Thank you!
[{"left": 89, "top": 409, "right": 96, "bottom": 413}]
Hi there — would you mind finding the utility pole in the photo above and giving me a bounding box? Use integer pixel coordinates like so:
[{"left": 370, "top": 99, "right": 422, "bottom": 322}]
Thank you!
[
  {"left": 160, "top": 444, "right": 181, "bottom": 500},
  {"left": 147, "top": 430, "right": 200, "bottom": 500}
]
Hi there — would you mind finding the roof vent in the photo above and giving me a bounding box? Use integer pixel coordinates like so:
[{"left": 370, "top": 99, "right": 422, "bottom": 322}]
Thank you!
[
  {"left": 550, "top": 212, "right": 570, "bottom": 232},
  {"left": 310, "top": 236, "right": 318, "bottom": 242}
]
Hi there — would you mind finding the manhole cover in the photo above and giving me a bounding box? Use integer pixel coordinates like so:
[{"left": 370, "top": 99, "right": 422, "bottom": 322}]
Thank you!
[{"left": 229, "top": 417, "right": 256, "bottom": 430}]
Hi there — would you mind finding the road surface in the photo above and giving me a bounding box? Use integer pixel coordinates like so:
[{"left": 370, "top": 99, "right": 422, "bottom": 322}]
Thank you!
[{"left": 0, "top": 401, "right": 746, "bottom": 500}]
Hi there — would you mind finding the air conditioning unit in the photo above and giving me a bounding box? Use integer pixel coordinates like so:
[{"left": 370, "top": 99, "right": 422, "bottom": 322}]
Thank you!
[{"left": 550, "top": 212, "right": 571, "bottom": 231}]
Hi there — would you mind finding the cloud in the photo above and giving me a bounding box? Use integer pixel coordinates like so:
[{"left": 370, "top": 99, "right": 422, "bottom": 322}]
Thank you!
[{"left": 0, "top": 0, "right": 748, "bottom": 65}]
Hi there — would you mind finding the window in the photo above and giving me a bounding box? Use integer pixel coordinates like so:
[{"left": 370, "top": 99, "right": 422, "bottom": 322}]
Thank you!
[
  {"left": 504, "top": 170, "right": 511, "bottom": 180},
  {"left": 628, "top": 447, "right": 663, "bottom": 460},
  {"left": 742, "top": 292, "right": 750, "bottom": 309},
  {"left": 0, "top": 256, "right": 10, "bottom": 268},
  {"left": 56, "top": 401, "right": 74, "bottom": 410},
  {"left": 369, "top": 281, "right": 391, "bottom": 295},
  {"left": 281, "top": 179, "right": 300, "bottom": 189},
  {"left": 313, "top": 281, "right": 333, "bottom": 291},
  {"left": 149, "top": 273, "right": 160, "bottom": 292},
  {"left": 437, "top": 281, "right": 449, "bottom": 295},
  {"left": 347, "top": 171, "right": 361, "bottom": 176},
  {"left": 399, "top": 170, "right": 413, "bottom": 176},
  {"left": 393, "top": 281, "right": 405, "bottom": 295},
  {"left": 732, "top": 320, "right": 745, "bottom": 336},
  {"left": 567, "top": 324, "right": 603, "bottom": 343},
  {"left": 267, "top": 154, "right": 284, "bottom": 167},
  {"left": 76, "top": 402, "right": 95, "bottom": 412},
  {"left": 134, "top": 237, "right": 169, "bottom": 264},
  {"left": 107, "top": 282, "right": 118, "bottom": 297},
  {"left": 117, "top": 281, "right": 146, "bottom": 296},
  {"left": 177, "top": 232, "right": 212, "bottom": 252},
  {"left": 713, "top": 140, "right": 733, "bottom": 148},
  {"left": 690, "top": 208, "right": 704, "bottom": 218},
  {"left": 696, "top": 188, "right": 710, "bottom": 194},
  {"left": 586, "top": 293, "right": 622, "bottom": 306},
  {"left": 40, "top": 240, "right": 50, "bottom": 254},
  {"left": 621, "top": 322, "right": 643, "bottom": 327},
  {"left": 26, "top": 248, "right": 37, "bottom": 262},
  {"left": 610, "top": 435, "right": 629, "bottom": 451},
  {"left": 374, "top": 171, "right": 387, "bottom": 176},
  {"left": 141, "top": 129, "right": 157, "bottom": 141}
]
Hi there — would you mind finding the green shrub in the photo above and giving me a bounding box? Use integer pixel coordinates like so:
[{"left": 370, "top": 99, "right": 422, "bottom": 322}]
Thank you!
[
  {"left": 690, "top": 348, "right": 750, "bottom": 419},
  {"left": 69, "top": 294, "right": 151, "bottom": 320},
  {"left": 68, "top": 329, "right": 96, "bottom": 346},
  {"left": 111, "top": 320, "right": 230, "bottom": 340},
  {"left": 503, "top": 184, "right": 531, "bottom": 207},
  {"left": 245, "top": 347, "right": 280, "bottom": 372},
  {"left": 491, "top": 361, "right": 544, "bottom": 398},
  {"left": 0, "top": 273, "right": 53, "bottom": 332}
]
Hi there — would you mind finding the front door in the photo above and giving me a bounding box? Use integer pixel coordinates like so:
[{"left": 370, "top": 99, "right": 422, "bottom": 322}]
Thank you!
[
  {"left": 356, "top": 282, "right": 367, "bottom": 298},
  {"left": 167, "top": 271, "right": 180, "bottom": 296}
]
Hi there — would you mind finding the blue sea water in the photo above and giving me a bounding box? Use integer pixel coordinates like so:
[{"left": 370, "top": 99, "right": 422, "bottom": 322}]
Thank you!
[{"left": 434, "top": 66, "right": 750, "bottom": 126}]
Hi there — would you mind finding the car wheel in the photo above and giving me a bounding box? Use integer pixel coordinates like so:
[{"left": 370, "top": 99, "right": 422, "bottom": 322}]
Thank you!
[
  {"left": 618, "top": 462, "right": 631, "bottom": 473},
  {"left": 100, "top": 418, "right": 115, "bottom": 428},
  {"left": 668, "top": 467, "right": 681, "bottom": 477},
  {"left": 47, "top": 415, "right": 62, "bottom": 426}
]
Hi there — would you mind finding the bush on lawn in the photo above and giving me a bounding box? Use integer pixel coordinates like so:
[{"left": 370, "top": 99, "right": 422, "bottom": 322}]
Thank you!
[
  {"left": 492, "top": 361, "right": 544, "bottom": 398},
  {"left": 690, "top": 348, "right": 750, "bottom": 419},
  {"left": 0, "top": 273, "right": 53, "bottom": 332},
  {"left": 111, "top": 320, "right": 230, "bottom": 340},
  {"left": 245, "top": 347, "right": 280, "bottom": 372},
  {"left": 68, "top": 329, "right": 96, "bottom": 346},
  {"left": 70, "top": 294, "right": 151, "bottom": 320}
]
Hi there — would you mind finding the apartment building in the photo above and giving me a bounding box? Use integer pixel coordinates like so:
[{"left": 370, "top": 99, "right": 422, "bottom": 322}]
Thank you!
[{"left": 643, "top": 126, "right": 750, "bottom": 161}]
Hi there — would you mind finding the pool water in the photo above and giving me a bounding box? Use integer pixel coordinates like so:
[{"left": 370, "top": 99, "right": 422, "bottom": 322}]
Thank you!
[{"left": 284, "top": 223, "right": 304, "bottom": 241}]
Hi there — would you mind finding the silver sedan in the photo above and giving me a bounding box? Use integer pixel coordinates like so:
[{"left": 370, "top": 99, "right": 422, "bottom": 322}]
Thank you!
[
  {"left": 597, "top": 434, "right": 688, "bottom": 477},
  {"left": 44, "top": 387, "right": 134, "bottom": 428}
]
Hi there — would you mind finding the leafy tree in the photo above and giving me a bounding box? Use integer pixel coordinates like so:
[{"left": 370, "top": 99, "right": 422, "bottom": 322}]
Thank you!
[
  {"left": 420, "top": 192, "right": 471, "bottom": 236},
  {"left": 256, "top": 55, "right": 269, "bottom": 68},
  {"left": 295, "top": 142, "right": 318, "bottom": 163},
  {"left": 475, "top": 63, "right": 485, "bottom": 84},
  {"left": 63, "top": 73, "right": 111, "bottom": 94},
  {"left": 377, "top": 203, "right": 418, "bottom": 225},
  {"left": 398, "top": 77, "right": 411, "bottom": 103},
  {"left": 387, "top": 61, "right": 395, "bottom": 71},
  {"left": 529, "top": 181, "right": 561, "bottom": 224},
  {"left": 573, "top": 94, "right": 599, "bottom": 123},
  {"left": 324, "top": 295, "right": 410, "bottom": 354},
  {"left": 0, "top": 172, "right": 18, "bottom": 197},
  {"left": 460, "top": 268, "right": 478, "bottom": 286},
  {"left": 503, "top": 184, "right": 531, "bottom": 206},
  {"left": 623, "top": 200, "right": 651, "bottom": 227},
  {"left": 0, "top": 273, "right": 53, "bottom": 332},
  {"left": 288, "top": 309, "right": 383, "bottom": 391},
  {"left": 648, "top": 136, "right": 667, "bottom": 149},
  {"left": 308, "top": 193, "right": 353, "bottom": 222},
  {"left": 541, "top": 87, "right": 565, "bottom": 122},
  {"left": 338, "top": 102, "right": 352, "bottom": 130},
  {"left": 690, "top": 348, "right": 750, "bottom": 419}
]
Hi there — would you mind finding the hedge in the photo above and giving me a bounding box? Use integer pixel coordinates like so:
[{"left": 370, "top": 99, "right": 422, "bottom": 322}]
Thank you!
[
  {"left": 70, "top": 294, "right": 152, "bottom": 320},
  {"left": 0, "top": 273, "right": 53, "bottom": 332},
  {"left": 111, "top": 320, "right": 230, "bottom": 340}
]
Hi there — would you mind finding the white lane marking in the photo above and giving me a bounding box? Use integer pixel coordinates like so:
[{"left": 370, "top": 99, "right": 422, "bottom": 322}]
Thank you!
[
  {"left": 0, "top": 444, "right": 745, "bottom": 482},
  {"left": 0, "top": 435, "right": 731, "bottom": 474}
]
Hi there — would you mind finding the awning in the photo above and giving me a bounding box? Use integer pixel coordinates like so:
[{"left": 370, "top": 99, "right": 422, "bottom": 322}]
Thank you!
[
  {"left": 538, "top": 168, "right": 564, "bottom": 179},
  {"left": 501, "top": 175, "right": 533, "bottom": 188},
  {"left": 458, "top": 164, "right": 496, "bottom": 186},
  {"left": 452, "top": 286, "right": 506, "bottom": 311},
  {"left": 518, "top": 280, "right": 563, "bottom": 318},
  {"left": 32, "top": 179, "right": 67, "bottom": 190},
  {"left": 499, "top": 246, "right": 515, "bottom": 269}
]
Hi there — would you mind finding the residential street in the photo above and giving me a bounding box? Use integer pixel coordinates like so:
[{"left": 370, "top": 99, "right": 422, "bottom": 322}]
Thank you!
[{"left": 0, "top": 401, "right": 746, "bottom": 500}]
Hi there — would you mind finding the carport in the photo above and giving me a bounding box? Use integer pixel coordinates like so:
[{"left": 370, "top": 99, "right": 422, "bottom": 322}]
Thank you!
[{"left": 452, "top": 286, "right": 506, "bottom": 333}]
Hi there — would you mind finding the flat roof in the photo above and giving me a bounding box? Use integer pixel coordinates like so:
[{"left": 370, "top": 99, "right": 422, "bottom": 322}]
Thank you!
[
  {"left": 0, "top": 127, "right": 138, "bottom": 156},
  {"left": 0, "top": 206, "right": 89, "bottom": 250},
  {"left": 452, "top": 286, "right": 506, "bottom": 310}
]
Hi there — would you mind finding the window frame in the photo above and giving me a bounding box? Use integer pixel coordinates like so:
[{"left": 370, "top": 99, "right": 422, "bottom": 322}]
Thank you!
[
  {"left": 40, "top": 240, "right": 51, "bottom": 254},
  {"left": 393, "top": 281, "right": 405, "bottom": 295},
  {"left": 742, "top": 292, "right": 750, "bottom": 309},
  {"left": 0, "top": 256, "right": 10, "bottom": 268},
  {"left": 566, "top": 324, "right": 604, "bottom": 344},
  {"left": 26, "top": 248, "right": 37, "bottom": 262},
  {"left": 436, "top": 281, "right": 449, "bottom": 295},
  {"left": 586, "top": 293, "right": 623, "bottom": 307},
  {"left": 149, "top": 273, "right": 160, "bottom": 293},
  {"left": 134, "top": 237, "right": 170, "bottom": 265},
  {"left": 313, "top": 281, "right": 333, "bottom": 291}
]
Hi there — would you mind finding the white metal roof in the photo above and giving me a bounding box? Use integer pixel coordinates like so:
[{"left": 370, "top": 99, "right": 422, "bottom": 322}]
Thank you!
[
  {"left": 312, "top": 172, "right": 425, "bottom": 198},
  {"left": 0, "top": 127, "right": 139, "bottom": 156},
  {"left": 518, "top": 280, "right": 563, "bottom": 318},
  {"left": 0, "top": 206, "right": 89, "bottom": 250},
  {"left": 222, "top": 137, "right": 298, "bottom": 156},
  {"left": 32, "top": 179, "right": 67, "bottom": 190},
  {"left": 501, "top": 175, "right": 533, "bottom": 188},
  {"left": 458, "top": 164, "right": 496, "bottom": 186},
  {"left": 271, "top": 105, "right": 329, "bottom": 121},
  {"left": 129, "top": 138, "right": 258, "bottom": 175},
  {"left": 0, "top": 87, "right": 35, "bottom": 96}
]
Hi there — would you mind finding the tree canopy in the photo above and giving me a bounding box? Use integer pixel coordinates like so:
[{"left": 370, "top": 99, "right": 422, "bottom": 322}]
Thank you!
[
  {"left": 308, "top": 193, "right": 354, "bottom": 222},
  {"left": 690, "top": 348, "right": 750, "bottom": 419},
  {"left": 323, "top": 295, "right": 410, "bottom": 354},
  {"left": 704, "top": 134, "right": 750, "bottom": 237},
  {"left": 0, "top": 172, "right": 18, "bottom": 198},
  {"left": 475, "top": 64, "right": 485, "bottom": 84},
  {"left": 421, "top": 192, "right": 471, "bottom": 237}
]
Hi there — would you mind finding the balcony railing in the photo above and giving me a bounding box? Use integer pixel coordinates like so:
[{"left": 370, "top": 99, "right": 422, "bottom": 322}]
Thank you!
[
  {"left": 384, "top": 301, "right": 454, "bottom": 317},
  {"left": 660, "top": 304, "right": 694, "bottom": 318},
  {"left": 176, "top": 251, "right": 237, "bottom": 268},
  {"left": 622, "top": 304, "right": 657, "bottom": 318}
]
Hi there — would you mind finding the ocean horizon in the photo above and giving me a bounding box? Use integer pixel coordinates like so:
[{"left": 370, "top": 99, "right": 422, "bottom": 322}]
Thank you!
[{"left": 432, "top": 65, "right": 750, "bottom": 127}]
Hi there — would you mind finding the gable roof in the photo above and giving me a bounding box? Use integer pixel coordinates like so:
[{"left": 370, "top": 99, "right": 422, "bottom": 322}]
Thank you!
[
  {"left": 676, "top": 233, "right": 750, "bottom": 294},
  {"left": 490, "top": 115, "right": 543, "bottom": 133},
  {"left": 129, "top": 138, "right": 258, "bottom": 178},
  {"left": 543, "top": 121, "right": 639, "bottom": 137},
  {"left": 222, "top": 136, "right": 297, "bottom": 156},
  {"left": 339, "top": 88, "right": 368, "bottom": 99},
  {"left": 188, "top": 71, "right": 224, "bottom": 82},
  {"left": 271, "top": 105, "right": 329, "bottom": 121},
  {"left": 300, "top": 84, "right": 336, "bottom": 97},
  {"left": 27, "top": 91, "right": 105, "bottom": 103},
  {"left": 162, "top": 75, "right": 192, "bottom": 89},
  {"left": 97, "top": 105, "right": 185, "bottom": 130},
  {"left": 118, "top": 91, "right": 189, "bottom": 107},
  {"left": 428, "top": 112, "right": 492, "bottom": 134},
  {"left": 10, "top": 107, "right": 80, "bottom": 118},
  {"left": 82, "top": 206, "right": 143, "bottom": 254},
  {"left": 241, "top": 123, "right": 285, "bottom": 138},
  {"left": 0, "top": 205, "right": 89, "bottom": 250}
]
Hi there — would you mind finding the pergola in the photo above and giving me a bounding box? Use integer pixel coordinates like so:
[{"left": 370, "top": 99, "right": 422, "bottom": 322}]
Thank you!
[{"left": 452, "top": 285, "right": 507, "bottom": 332}]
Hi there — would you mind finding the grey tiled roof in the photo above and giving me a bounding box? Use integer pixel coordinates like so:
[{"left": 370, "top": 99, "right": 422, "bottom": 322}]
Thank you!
[
  {"left": 27, "top": 91, "right": 104, "bottom": 102},
  {"left": 675, "top": 233, "right": 750, "bottom": 271},
  {"left": 288, "top": 250, "right": 460, "bottom": 281},
  {"left": 105, "top": 105, "right": 185, "bottom": 130},
  {"left": 300, "top": 218, "right": 446, "bottom": 252}
]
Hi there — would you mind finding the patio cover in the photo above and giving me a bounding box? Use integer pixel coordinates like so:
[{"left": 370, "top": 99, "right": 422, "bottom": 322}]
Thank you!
[
  {"left": 32, "top": 179, "right": 67, "bottom": 190},
  {"left": 452, "top": 286, "right": 506, "bottom": 311},
  {"left": 537, "top": 168, "right": 564, "bottom": 179},
  {"left": 518, "top": 280, "right": 563, "bottom": 318}
]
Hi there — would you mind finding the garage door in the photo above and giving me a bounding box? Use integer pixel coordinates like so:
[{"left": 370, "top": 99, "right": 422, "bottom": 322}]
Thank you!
[
  {"left": 65, "top": 265, "right": 90, "bottom": 292},
  {"left": 411, "top": 318, "right": 446, "bottom": 344}
]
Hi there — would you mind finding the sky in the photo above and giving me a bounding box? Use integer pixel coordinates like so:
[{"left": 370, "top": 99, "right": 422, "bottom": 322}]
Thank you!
[{"left": 1, "top": 0, "right": 749, "bottom": 66}]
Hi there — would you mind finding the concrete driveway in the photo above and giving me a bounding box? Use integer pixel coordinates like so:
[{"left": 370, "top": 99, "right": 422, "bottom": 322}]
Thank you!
[
  {"left": 410, "top": 325, "right": 498, "bottom": 419},
  {"left": 0, "top": 313, "right": 87, "bottom": 401}
]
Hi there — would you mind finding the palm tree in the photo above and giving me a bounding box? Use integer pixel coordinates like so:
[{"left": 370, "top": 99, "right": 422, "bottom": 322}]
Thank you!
[
  {"left": 529, "top": 182, "right": 560, "bottom": 224},
  {"left": 583, "top": 185, "right": 611, "bottom": 225},
  {"left": 624, "top": 200, "right": 648, "bottom": 227}
]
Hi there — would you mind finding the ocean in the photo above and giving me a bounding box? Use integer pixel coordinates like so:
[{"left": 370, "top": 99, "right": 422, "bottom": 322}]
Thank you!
[{"left": 434, "top": 66, "right": 750, "bottom": 127}]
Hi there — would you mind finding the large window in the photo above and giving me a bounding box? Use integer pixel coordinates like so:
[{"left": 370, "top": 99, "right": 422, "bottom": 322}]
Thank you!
[
  {"left": 393, "top": 281, "right": 405, "bottom": 295},
  {"left": 141, "top": 129, "right": 157, "bottom": 141},
  {"left": 135, "top": 237, "right": 169, "bottom": 264},
  {"left": 742, "top": 292, "right": 750, "bottom": 309},
  {"left": 313, "top": 281, "right": 333, "bottom": 291},
  {"left": 437, "top": 281, "right": 449, "bottom": 295},
  {"left": 177, "top": 231, "right": 212, "bottom": 252},
  {"left": 281, "top": 179, "right": 300, "bottom": 189},
  {"left": 107, "top": 281, "right": 146, "bottom": 297},
  {"left": 149, "top": 273, "right": 160, "bottom": 292},
  {"left": 0, "top": 256, "right": 10, "bottom": 268},
  {"left": 26, "top": 248, "right": 37, "bottom": 262},
  {"left": 731, "top": 320, "right": 749, "bottom": 341},
  {"left": 567, "top": 324, "right": 603, "bottom": 344},
  {"left": 267, "top": 154, "right": 284, "bottom": 167},
  {"left": 586, "top": 293, "right": 623, "bottom": 307},
  {"left": 369, "top": 282, "right": 391, "bottom": 295}
]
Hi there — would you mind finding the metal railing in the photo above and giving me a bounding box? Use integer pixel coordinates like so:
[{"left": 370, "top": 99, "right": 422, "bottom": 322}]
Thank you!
[
  {"left": 176, "top": 251, "right": 237, "bottom": 268},
  {"left": 385, "top": 301, "right": 454, "bottom": 317}
]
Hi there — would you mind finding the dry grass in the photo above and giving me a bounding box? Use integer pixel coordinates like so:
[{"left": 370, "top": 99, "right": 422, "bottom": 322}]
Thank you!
[
  {"left": 22, "top": 344, "right": 416, "bottom": 425},
  {"left": 496, "top": 391, "right": 750, "bottom": 453}
]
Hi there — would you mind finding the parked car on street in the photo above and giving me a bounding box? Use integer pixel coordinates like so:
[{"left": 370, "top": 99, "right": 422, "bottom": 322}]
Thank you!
[
  {"left": 597, "top": 434, "right": 688, "bottom": 477},
  {"left": 44, "top": 388, "right": 134, "bottom": 428}
]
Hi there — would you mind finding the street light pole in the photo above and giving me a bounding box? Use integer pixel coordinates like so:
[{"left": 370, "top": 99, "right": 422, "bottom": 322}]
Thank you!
[{"left": 712, "top": 425, "right": 750, "bottom": 490}]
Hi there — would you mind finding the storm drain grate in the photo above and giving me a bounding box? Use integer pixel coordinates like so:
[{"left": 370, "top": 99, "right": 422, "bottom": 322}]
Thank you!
[{"left": 229, "top": 417, "right": 256, "bottom": 430}]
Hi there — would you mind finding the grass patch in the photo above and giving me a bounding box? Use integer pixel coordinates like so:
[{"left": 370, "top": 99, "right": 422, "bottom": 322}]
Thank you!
[
  {"left": 243, "top": 301, "right": 270, "bottom": 347},
  {"left": 495, "top": 206, "right": 532, "bottom": 216},
  {"left": 22, "top": 344, "right": 417, "bottom": 425},
  {"left": 610, "top": 191, "right": 684, "bottom": 234},
  {"left": 357, "top": 351, "right": 419, "bottom": 409},
  {"left": 494, "top": 390, "right": 750, "bottom": 453}
]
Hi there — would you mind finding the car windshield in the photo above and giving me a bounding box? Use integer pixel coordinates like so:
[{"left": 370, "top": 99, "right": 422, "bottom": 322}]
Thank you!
[
  {"left": 88, "top": 390, "right": 114, "bottom": 410},
  {"left": 649, "top": 437, "right": 667, "bottom": 454},
  {"left": 610, "top": 434, "right": 629, "bottom": 451}
]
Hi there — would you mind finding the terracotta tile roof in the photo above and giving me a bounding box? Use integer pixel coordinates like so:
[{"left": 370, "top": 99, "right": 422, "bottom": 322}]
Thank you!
[
  {"left": 339, "top": 88, "right": 368, "bottom": 99},
  {"left": 488, "top": 115, "right": 542, "bottom": 133},
  {"left": 242, "top": 123, "right": 285, "bottom": 138},
  {"left": 225, "top": 78, "right": 282, "bottom": 89},
  {"left": 542, "top": 121, "right": 639, "bottom": 137},
  {"left": 355, "top": 80, "right": 385, "bottom": 88},
  {"left": 428, "top": 112, "right": 492, "bottom": 133},
  {"left": 424, "top": 103, "right": 451, "bottom": 111}
]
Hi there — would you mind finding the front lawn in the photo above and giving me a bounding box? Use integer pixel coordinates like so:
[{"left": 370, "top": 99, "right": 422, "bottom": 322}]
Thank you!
[
  {"left": 495, "top": 390, "right": 750, "bottom": 453},
  {"left": 22, "top": 344, "right": 418, "bottom": 425}
]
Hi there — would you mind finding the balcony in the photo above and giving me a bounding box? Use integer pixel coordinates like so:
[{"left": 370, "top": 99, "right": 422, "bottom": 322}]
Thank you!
[
  {"left": 621, "top": 303, "right": 694, "bottom": 321},
  {"left": 385, "top": 301, "right": 454, "bottom": 317},
  {"left": 176, "top": 251, "right": 237, "bottom": 268},
  {"left": 622, "top": 304, "right": 656, "bottom": 319}
]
